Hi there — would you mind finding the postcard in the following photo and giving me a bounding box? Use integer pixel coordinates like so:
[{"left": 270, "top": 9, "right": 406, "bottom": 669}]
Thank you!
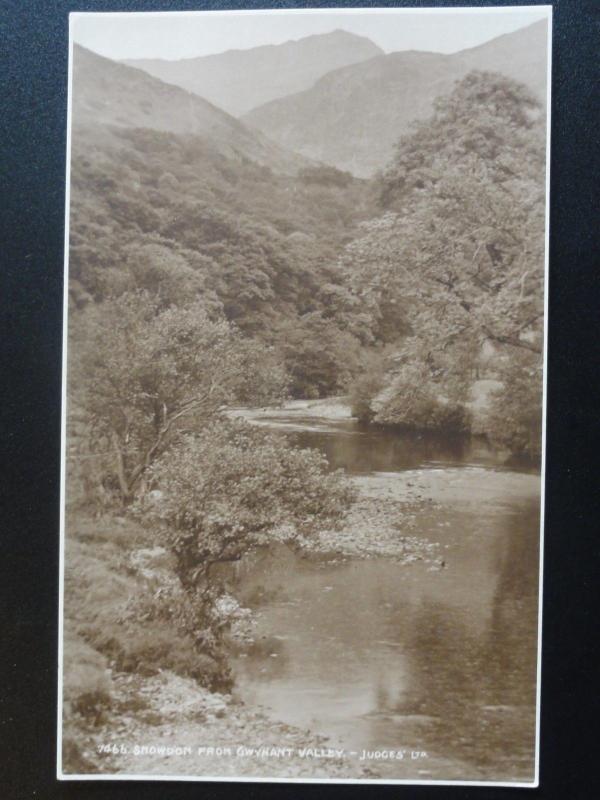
[{"left": 58, "top": 6, "right": 552, "bottom": 785}]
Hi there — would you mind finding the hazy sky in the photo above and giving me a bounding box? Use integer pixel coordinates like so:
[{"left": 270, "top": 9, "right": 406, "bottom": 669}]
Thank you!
[{"left": 71, "top": 7, "right": 550, "bottom": 62}]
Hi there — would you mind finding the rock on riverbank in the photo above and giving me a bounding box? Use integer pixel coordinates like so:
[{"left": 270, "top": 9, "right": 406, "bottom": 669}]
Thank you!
[
  {"left": 308, "top": 467, "right": 540, "bottom": 560},
  {"left": 68, "top": 669, "right": 373, "bottom": 779}
]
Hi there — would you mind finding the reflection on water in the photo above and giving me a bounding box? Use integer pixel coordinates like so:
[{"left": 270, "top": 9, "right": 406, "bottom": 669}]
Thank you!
[
  {"left": 264, "top": 416, "right": 521, "bottom": 474},
  {"left": 231, "top": 415, "right": 541, "bottom": 782}
]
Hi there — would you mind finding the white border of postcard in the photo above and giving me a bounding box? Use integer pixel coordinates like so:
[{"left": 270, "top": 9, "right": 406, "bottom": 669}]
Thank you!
[{"left": 58, "top": 5, "right": 553, "bottom": 786}]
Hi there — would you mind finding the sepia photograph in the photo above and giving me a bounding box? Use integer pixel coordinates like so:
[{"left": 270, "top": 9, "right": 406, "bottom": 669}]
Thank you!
[{"left": 59, "top": 6, "right": 552, "bottom": 786}]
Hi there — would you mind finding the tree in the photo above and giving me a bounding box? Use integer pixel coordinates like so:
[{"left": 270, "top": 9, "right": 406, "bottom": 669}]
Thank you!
[
  {"left": 340, "top": 72, "right": 546, "bottom": 442},
  {"left": 69, "top": 291, "right": 287, "bottom": 506},
  {"left": 274, "top": 312, "right": 364, "bottom": 398},
  {"left": 123, "top": 241, "right": 219, "bottom": 311},
  {"left": 345, "top": 72, "right": 546, "bottom": 363},
  {"left": 143, "top": 420, "right": 355, "bottom": 587},
  {"left": 484, "top": 353, "right": 543, "bottom": 460},
  {"left": 68, "top": 123, "right": 376, "bottom": 333}
]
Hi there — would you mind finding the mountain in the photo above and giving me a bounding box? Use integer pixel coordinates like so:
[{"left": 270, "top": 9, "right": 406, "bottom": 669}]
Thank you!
[
  {"left": 243, "top": 20, "right": 548, "bottom": 177},
  {"left": 71, "top": 44, "right": 307, "bottom": 175},
  {"left": 123, "top": 30, "right": 383, "bottom": 117},
  {"left": 68, "top": 44, "right": 375, "bottom": 335},
  {"left": 458, "top": 17, "right": 548, "bottom": 100}
]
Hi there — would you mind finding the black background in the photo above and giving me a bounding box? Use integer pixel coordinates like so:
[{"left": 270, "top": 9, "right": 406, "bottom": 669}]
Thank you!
[{"left": 2, "top": 1, "right": 598, "bottom": 798}]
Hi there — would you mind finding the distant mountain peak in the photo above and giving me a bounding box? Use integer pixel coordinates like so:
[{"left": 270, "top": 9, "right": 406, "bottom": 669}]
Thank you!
[
  {"left": 320, "top": 28, "right": 371, "bottom": 40},
  {"left": 243, "top": 20, "right": 548, "bottom": 177},
  {"left": 123, "top": 30, "right": 383, "bottom": 117}
]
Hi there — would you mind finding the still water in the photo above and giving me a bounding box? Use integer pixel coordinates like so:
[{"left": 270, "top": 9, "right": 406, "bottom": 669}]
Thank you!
[{"left": 232, "top": 411, "right": 541, "bottom": 782}]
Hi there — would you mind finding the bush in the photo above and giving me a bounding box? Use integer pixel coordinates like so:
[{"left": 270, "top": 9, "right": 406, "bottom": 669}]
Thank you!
[
  {"left": 360, "top": 356, "right": 471, "bottom": 434},
  {"left": 94, "top": 624, "right": 225, "bottom": 689},
  {"left": 62, "top": 631, "right": 112, "bottom": 723},
  {"left": 378, "top": 392, "right": 471, "bottom": 434},
  {"left": 484, "top": 357, "right": 543, "bottom": 460},
  {"left": 63, "top": 518, "right": 230, "bottom": 691},
  {"left": 349, "top": 363, "right": 386, "bottom": 422},
  {"left": 275, "top": 313, "right": 363, "bottom": 399},
  {"left": 117, "top": 575, "right": 233, "bottom": 690},
  {"left": 144, "top": 418, "right": 355, "bottom": 587}
]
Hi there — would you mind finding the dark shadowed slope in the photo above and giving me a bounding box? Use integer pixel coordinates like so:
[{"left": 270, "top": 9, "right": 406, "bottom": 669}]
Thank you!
[
  {"left": 124, "top": 30, "right": 383, "bottom": 117},
  {"left": 71, "top": 44, "right": 308, "bottom": 175},
  {"left": 243, "top": 20, "right": 548, "bottom": 177}
]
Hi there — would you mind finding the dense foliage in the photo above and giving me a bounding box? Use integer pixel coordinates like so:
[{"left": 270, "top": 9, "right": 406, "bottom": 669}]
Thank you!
[
  {"left": 485, "top": 356, "right": 544, "bottom": 460},
  {"left": 273, "top": 312, "right": 366, "bottom": 398},
  {"left": 144, "top": 420, "right": 354, "bottom": 587},
  {"left": 69, "top": 127, "right": 374, "bottom": 333},
  {"left": 67, "top": 125, "right": 381, "bottom": 402},
  {"left": 68, "top": 291, "right": 287, "bottom": 507},
  {"left": 344, "top": 71, "right": 546, "bottom": 443},
  {"left": 375, "top": 362, "right": 472, "bottom": 434}
]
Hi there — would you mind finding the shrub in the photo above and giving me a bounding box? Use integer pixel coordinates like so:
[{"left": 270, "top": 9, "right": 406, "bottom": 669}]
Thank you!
[
  {"left": 375, "top": 361, "right": 472, "bottom": 435},
  {"left": 143, "top": 419, "right": 355, "bottom": 587},
  {"left": 63, "top": 520, "right": 230, "bottom": 690},
  {"left": 484, "top": 357, "right": 543, "bottom": 460},
  {"left": 275, "top": 313, "right": 363, "bottom": 398},
  {"left": 62, "top": 631, "right": 112, "bottom": 723},
  {"left": 95, "top": 625, "right": 225, "bottom": 688},
  {"left": 349, "top": 363, "right": 386, "bottom": 422},
  {"left": 117, "top": 577, "right": 232, "bottom": 690},
  {"left": 377, "top": 391, "right": 471, "bottom": 434}
]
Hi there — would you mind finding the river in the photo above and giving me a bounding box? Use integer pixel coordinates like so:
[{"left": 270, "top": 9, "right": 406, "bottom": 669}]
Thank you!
[{"left": 229, "top": 401, "right": 541, "bottom": 783}]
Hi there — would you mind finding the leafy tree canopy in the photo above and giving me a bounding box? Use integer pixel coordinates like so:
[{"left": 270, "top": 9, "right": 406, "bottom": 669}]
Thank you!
[
  {"left": 145, "top": 420, "right": 355, "bottom": 587},
  {"left": 342, "top": 72, "right": 546, "bottom": 442},
  {"left": 69, "top": 291, "right": 287, "bottom": 505},
  {"left": 345, "top": 71, "right": 546, "bottom": 366}
]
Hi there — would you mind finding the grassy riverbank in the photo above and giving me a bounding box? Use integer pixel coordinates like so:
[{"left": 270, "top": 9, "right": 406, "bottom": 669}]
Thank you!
[{"left": 61, "top": 511, "right": 372, "bottom": 778}]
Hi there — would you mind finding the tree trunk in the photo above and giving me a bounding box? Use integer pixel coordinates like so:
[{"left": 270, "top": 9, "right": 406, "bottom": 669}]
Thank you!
[{"left": 112, "top": 433, "right": 133, "bottom": 506}]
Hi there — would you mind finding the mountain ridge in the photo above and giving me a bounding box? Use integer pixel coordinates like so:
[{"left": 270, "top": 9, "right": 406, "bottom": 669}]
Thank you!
[
  {"left": 243, "top": 20, "right": 548, "bottom": 177},
  {"left": 71, "top": 44, "right": 310, "bottom": 175},
  {"left": 123, "top": 29, "right": 383, "bottom": 117}
]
